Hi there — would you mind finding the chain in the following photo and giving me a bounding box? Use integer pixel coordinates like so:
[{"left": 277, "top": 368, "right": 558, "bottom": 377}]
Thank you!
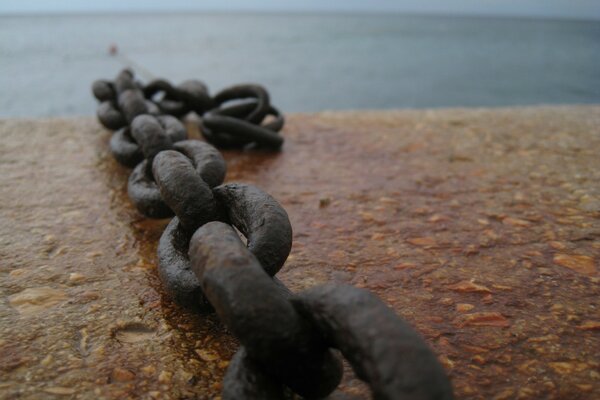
[{"left": 91, "top": 69, "right": 454, "bottom": 399}]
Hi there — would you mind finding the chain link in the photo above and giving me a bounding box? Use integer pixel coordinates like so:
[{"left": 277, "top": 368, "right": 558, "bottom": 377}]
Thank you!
[{"left": 92, "top": 69, "right": 454, "bottom": 399}]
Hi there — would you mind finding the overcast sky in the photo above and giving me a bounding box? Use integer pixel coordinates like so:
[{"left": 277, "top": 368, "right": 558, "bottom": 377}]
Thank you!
[{"left": 1, "top": 0, "right": 599, "bottom": 20}]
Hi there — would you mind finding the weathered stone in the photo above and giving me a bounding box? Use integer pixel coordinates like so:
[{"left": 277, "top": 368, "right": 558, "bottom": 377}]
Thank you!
[
  {"left": 8, "top": 287, "right": 67, "bottom": 315},
  {"left": 1, "top": 106, "right": 599, "bottom": 399},
  {"left": 553, "top": 254, "right": 596, "bottom": 275},
  {"left": 455, "top": 312, "right": 510, "bottom": 328}
]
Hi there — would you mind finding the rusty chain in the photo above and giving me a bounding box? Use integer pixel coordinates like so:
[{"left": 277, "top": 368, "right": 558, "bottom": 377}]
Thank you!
[{"left": 92, "top": 69, "right": 454, "bottom": 399}]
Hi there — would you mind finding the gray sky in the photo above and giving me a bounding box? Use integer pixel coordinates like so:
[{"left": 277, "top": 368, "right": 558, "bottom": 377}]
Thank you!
[{"left": 1, "top": 0, "right": 599, "bottom": 20}]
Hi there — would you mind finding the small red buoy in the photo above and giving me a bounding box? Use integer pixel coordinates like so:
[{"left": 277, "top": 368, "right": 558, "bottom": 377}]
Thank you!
[{"left": 109, "top": 44, "right": 118, "bottom": 56}]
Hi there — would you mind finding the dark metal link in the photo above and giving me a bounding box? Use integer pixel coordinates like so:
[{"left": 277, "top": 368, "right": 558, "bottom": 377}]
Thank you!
[
  {"left": 91, "top": 69, "right": 453, "bottom": 400},
  {"left": 127, "top": 160, "right": 174, "bottom": 218},
  {"left": 202, "top": 114, "right": 283, "bottom": 149},
  {"left": 211, "top": 98, "right": 259, "bottom": 119},
  {"left": 199, "top": 126, "right": 244, "bottom": 149},
  {"left": 113, "top": 69, "right": 136, "bottom": 94},
  {"left": 157, "top": 218, "right": 291, "bottom": 311},
  {"left": 126, "top": 124, "right": 223, "bottom": 220},
  {"left": 188, "top": 221, "right": 343, "bottom": 398},
  {"left": 293, "top": 284, "right": 455, "bottom": 400},
  {"left": 213, "top": 183, "right": 292, "bottom": 276},
  {"left": 92, "top": 79, "right": 115, "bottom": 102},
  {"left": 118, "top": 89, "right": 149, "bottom": 124},
  {"left": 156, "top": 98, "right": 189, "bottom": 117},
  {"left": 143, "top": 78, "right": 190, "bottom": 117},
  {"left": 212, "top": 99, "right": 285, "bottom": 132},
  {"left": 95, "top": 71, "right": 144, "bottom": 130},
  {"left": 97, "top": 101, "right": 127, "bottom": 130},
  {"left": 222, "top": 347, "right": 287, "bottom": 400},
  {"left": 172, "top": 140, "right": 226, "bottom": 188},
  {"left": 130, "top": 114, "right": 174, "bottom": 175},
  {"left": 201, "top": 99, "right": 285, "bottom": 148},
  {"left": 177, "top": 79, "right": 213, "bottom": 114},
  {"left": 157, "top": 115, "right": 187, "bottom": 142},
  {"left": 110, "top": 127, "right": 143, "bottom": 167},
  {"left": 213, "top": 84, "right": 271, "bottom": 124},
  {"left": 110, "top": 115, "right": 187, "bottom": 168},
  {"left": 152, "top": 150, "right": 220, "bottom": 234},
  {"left": 143, "top": 78, "right": 179, "bottom": 99},
  {"left": 157, "top": 217, "right": 212, "bottom": 311}
]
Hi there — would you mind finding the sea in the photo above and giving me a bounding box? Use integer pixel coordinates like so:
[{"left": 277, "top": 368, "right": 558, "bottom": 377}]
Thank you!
[{"left": 0, "top": 12, "right": 599, "bottom": 117}]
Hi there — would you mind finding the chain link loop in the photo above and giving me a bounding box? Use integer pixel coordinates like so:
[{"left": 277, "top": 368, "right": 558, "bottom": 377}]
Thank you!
[
  {"left": 153, "top": 150, "right": 220, "bottom": 234},
  {"left": 294, "top": 284, "right": 455, "bottom": 400},
  {"left": 213, "top": 183, "right": 292, "bottom": 276},
  {"left": 189, "top": 221, "right": 344, "bottom": 398},
  {"left": 91, "top": 69, "right": 453, "bottom": 399},
  {"left": 157, "top": 217, "right": 212, "bottom": 311}
]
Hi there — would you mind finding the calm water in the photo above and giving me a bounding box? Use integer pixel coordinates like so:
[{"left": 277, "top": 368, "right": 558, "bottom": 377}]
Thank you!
[{"left": 0, "top": 13, "right": 599, "bottom": 117}]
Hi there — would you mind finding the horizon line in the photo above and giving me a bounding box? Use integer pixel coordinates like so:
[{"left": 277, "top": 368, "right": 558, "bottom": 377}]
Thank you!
[{"left": 0, "top": 9, "right": 599, "bottom": 22}]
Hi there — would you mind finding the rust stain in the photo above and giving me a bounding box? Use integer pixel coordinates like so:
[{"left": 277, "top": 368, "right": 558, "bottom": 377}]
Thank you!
[
  {"left": 1, "top": 105, "right": 600, "bottom": 399},
  {"left": 448, "top": 280, "right": 492, "bottom": 294},
  {"left": 553, "top": 254, "right": 596, "bottom": 275},
  {"left": 455, "top": 312, "right": 511, "bottom": 328}
]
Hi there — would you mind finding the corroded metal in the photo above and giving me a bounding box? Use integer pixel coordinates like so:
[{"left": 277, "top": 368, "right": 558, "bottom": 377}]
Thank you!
[
  {"left": 213, "top": 84, "right": 271, "bottom": 124},
  {"left": 152, "top": 150, "right": 219, "bottom": 234},
  {"left": 127, "top": 160, "right": 174, "bottom": 218},
  {"left": 212, "top": 99, "right": 260, "bottom": 119},
  {"left": 126, "top": 115, "right": 225, "bottom": 220},
  {"left": 97, "top": 101, "right": 126, "bottom": 130},
  {"left": 213, "top": 183, "right": 292, "bottom": 276},
  {"left": 92, "top": 79, "right": 115, "bottom": 102},
  {"left": 214, "top": 99, "right": 284, "bottom": 132},
  {"left": 294, "top": 284, "right": 455, "bottom": 400},
  {"left": 156, "top": 98, "right": 189, "bottom": 118},
  {"left": 143, "top": 78, "right": 191, "bottom": 117},
  {"left": 222, "top": 348, "right": 286, "bottom": 400},
  {"left": 143, "top": 78, "right": 179, "bottom": 99},
  {"left": 172, "top": 140, "right": 226, "bottom": 188},
  {"left": 118, "top": 89, "right": 148, "bottom": 124},
  {"left": 201, "top": 100, "right": 285, "bottom": 148},
  {"left": 110, "top": 115, "right": 187, "bottom": 168},
  {"left": 157, "top": 217, "right": 212, "bottom": 311},
  {"left": 202, "top": 114, "right": 283, "bottom": 149},
  {"left": 188, "top": 221, "right": 343, "bottom": 398},
  {"left": 201, "top": 84, "right": 281, "bottom": 149},
  {"left": 113, "top": 69, "right": 136, "bottom": 94},
  {"left": 110, "top": 127, "right": 143, "bottom": 167},
  {"left": 130, "top": 114, "right": 174, "bottom": 176},
  {"left": 157, "top": 115, "right": 187, "bottom": 143},
  {"left": 177, "top": 80, "right": 213, "bottom": 114},
  {"left": 89, "top": 69, "right": 455, "bottom": 400}
]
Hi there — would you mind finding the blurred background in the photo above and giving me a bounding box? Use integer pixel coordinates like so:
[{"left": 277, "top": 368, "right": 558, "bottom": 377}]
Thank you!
[{"left": 0, "top": 0, "right": 599, "bottom": 117}]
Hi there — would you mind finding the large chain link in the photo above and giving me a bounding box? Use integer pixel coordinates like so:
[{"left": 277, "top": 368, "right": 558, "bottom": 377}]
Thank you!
[{"left": 92, "top": 69, "right": 454, "bottom": 400}]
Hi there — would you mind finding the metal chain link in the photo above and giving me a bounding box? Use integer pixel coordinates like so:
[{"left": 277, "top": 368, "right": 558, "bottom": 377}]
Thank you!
[{"left": 91, "top": 69, "right": 454, "bottom": 400}]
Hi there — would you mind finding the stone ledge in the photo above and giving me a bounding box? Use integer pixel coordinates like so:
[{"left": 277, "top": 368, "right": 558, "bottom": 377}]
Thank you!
[{"left": 1, "top": 105, "right": 599, "bottom": 399}]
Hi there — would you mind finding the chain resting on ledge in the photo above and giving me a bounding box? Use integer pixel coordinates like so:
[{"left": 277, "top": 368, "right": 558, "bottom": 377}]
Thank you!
[{"left": 91, "top": 69, "right": 454, "bottom": 399}]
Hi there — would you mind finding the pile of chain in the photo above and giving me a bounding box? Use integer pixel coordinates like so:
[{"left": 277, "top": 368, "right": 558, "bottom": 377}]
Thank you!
[{"left": 92, "top": 69, "right": 453, "bottom": 400}]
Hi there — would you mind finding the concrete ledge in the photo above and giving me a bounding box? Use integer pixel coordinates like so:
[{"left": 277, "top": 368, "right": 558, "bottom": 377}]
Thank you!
[{"left": 1, "top": 105, "right": 599, "bottom": 399}]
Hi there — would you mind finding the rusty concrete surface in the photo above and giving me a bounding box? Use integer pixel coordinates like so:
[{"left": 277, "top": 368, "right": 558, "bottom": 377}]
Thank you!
[{"left": 1, "top": 106, "right": 599, "bottom": 399}]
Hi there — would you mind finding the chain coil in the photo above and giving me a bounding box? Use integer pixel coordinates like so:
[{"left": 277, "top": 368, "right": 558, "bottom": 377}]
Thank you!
[{"left": 92, "top": 69, "right": 454, "bottom": 399}]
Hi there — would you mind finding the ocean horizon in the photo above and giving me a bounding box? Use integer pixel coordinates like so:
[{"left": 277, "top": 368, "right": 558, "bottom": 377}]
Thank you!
[
  {"left": 3, "top": 10, "right": 600, "bottom": 20},
  {"left": 1, "top": 12, "right": 599, "bottom": 117}
]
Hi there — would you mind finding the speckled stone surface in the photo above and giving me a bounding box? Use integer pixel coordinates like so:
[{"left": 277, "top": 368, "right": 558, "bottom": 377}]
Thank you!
[{"left": 1, "top": 106, "right": 599, "bottom": 399}]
